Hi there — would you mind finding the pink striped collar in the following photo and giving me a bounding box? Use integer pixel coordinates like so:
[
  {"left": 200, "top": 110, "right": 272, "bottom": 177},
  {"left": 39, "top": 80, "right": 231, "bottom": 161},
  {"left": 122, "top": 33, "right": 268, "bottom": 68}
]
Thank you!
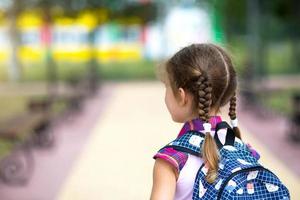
[{"left": 178, "top": 116, "right": 222, "bottom": 137}]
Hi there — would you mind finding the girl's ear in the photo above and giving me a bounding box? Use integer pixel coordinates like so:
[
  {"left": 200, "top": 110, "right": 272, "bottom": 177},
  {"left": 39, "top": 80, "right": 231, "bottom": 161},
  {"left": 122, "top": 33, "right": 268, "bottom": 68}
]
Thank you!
[{"left": 178, "top": 88, "right": 188, "bottom": 106}]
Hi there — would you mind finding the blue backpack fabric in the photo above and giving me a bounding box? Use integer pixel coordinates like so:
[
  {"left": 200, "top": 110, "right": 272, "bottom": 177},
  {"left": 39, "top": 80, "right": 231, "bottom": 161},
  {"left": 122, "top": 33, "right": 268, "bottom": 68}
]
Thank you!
[{"left": 163, "top": 121, "right": 290, "bottom": 200}]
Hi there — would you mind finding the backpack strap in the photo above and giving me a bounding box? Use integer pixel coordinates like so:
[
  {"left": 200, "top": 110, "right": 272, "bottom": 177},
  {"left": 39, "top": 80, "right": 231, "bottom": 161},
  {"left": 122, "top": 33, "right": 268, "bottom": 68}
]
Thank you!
[
  {"left": 214, "top": 121, "right": 236, "bottom": 149},
  {"left": 162, "top": 121, "right": 236, "bottom": 156},
  {"left": 163, "top": 131, "right": 205, "bottom": 157}
]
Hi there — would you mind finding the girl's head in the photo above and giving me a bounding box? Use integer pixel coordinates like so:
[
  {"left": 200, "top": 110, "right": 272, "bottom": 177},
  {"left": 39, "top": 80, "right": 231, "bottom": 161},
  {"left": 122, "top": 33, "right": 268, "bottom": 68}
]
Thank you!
[{"left": 161, "top": 43, "right": 241, "bottom": 183}]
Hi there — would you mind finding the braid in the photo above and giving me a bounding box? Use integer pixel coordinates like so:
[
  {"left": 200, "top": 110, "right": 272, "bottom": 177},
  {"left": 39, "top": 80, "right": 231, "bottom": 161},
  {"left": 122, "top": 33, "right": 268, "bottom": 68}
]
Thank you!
[
  {"left": 197, "top": 75, "right": 211, "bottom": 122},
  {"left": 197, "top": 74, "right": 219, "bottom": 183},
  {"left": 229, "top": 92, "right": 242, "bottom": 139}
]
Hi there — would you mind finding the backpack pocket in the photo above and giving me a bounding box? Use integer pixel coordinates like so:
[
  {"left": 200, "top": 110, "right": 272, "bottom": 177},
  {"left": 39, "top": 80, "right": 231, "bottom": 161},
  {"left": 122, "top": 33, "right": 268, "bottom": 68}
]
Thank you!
[{"left": 217, "top": 166, "right": 290, "bottom": 200}]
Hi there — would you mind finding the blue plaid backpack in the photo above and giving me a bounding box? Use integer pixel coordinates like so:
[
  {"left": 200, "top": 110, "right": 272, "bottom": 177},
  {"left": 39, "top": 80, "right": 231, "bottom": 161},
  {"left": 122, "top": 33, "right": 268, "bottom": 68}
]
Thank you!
[{"left": 164, "top": 121, "right": 290, "bottom": 200}]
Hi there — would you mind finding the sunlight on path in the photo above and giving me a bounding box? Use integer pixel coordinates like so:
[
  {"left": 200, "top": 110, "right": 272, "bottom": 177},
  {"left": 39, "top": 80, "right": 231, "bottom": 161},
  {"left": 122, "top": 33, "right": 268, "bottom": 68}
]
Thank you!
[{"left": 58, "top": 82, "right": 181, "bottom": 200}]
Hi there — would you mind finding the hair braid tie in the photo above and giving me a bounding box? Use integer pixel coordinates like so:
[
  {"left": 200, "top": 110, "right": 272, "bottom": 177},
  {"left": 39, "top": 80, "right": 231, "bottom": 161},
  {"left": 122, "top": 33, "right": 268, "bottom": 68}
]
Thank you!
[
  {"left": 231, "top": 118, "right": 238, "bottom": 127},
  {"left": 203, "top": 123, "right": 212, "bottom": 135},
  {"left": 228, "top": 92, "right": 242, "bottom": 139}
]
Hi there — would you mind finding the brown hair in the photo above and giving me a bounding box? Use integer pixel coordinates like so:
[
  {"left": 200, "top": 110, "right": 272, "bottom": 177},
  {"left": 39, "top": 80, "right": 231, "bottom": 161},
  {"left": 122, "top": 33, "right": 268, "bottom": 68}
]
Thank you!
[{"left": 163, "top": 43, "right": 241, "bottom": 183}]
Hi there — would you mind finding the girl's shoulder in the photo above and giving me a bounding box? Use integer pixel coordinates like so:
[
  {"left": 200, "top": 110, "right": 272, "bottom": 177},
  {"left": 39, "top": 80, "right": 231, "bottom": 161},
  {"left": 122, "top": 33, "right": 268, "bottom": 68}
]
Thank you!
[{"left": 153, "top": 146, "right": 189, "bottom": 172}]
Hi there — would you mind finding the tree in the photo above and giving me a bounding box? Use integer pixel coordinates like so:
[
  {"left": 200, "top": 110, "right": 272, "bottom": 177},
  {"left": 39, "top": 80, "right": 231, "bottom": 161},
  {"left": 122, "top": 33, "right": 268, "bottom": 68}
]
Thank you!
[{"left": 7, "top": 0, "right": 22, "bottom": 81}]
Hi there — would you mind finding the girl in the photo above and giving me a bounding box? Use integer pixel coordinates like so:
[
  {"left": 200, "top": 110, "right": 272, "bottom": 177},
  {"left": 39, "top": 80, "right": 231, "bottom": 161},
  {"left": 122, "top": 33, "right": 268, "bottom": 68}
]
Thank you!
[{"left": 150, "top": 43, "right": 242, "bottom": 200}]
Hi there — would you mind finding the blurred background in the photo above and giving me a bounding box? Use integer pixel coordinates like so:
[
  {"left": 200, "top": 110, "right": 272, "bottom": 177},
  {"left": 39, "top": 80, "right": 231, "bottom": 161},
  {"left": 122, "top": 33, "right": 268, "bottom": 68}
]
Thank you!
[{"left": 0, "top": 0, "right": 299, "bottom": 199}]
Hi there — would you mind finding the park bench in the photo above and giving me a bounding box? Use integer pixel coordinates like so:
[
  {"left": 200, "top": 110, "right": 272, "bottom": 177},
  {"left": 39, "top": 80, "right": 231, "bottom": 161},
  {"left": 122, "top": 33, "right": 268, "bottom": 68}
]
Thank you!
[
  {"left": 289, "top": 94, "right": 300, "bottom": 142},
  {"left": 0, "top": 99, "right": 52, "bottom": 185},
  {"left": 0, "top": 71, "right": 99, "bottom": 185},
  {"left": 62, "top": 71, "right": 98, "bottom": 111},
  {"left": 241, "top": 75, "right": 300, "bottom": 142}
]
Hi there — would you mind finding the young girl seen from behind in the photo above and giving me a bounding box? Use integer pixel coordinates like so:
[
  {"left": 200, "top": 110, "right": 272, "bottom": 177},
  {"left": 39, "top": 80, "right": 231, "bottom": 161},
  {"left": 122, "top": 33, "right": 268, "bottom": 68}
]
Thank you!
[{"left": 150, "top": 43, "right": 289, "bottom": 200}]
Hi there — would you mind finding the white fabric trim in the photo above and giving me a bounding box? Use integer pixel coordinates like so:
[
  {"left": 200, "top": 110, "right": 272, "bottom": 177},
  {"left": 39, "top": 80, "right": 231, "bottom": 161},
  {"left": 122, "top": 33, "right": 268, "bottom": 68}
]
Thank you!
[
  {"left": 203, "top": 123, "right": 212, "bottom": 133},
  {"left": 231, "top": 118, "right": 238, "bottom": 127}
]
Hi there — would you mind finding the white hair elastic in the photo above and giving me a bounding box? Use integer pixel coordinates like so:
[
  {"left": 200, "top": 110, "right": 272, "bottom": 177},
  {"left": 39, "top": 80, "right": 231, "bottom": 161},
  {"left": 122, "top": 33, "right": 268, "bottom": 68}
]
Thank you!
[
  {"left": 231, "top": 118, "right": 238, "bottom": 127},
  {"left": 203, "top": 123, "right": 212, "bottom": 134}
]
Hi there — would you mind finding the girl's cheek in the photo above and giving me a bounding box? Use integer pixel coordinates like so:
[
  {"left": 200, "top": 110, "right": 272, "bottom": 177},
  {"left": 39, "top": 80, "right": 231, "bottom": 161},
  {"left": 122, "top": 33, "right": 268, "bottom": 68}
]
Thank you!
[
  {"left": 165, "top": 96, "right": 171, "bottom": 112},
  {"left": 165, "top": 90, "right": 174, "bottom": 115},
  {"left": 164, "top": 90, "right": 168, "bottom": 106}
]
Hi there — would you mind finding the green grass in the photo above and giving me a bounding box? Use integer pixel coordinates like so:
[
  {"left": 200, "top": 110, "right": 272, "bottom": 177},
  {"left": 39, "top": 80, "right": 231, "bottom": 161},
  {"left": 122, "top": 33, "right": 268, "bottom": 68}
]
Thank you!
[
  {"left": 0, "top": 59, "right": 156, "bottom": 82},
  {"left": 21, "top": 61, "right": 89, "bottom": 82},
  {"left": 258, "top": 90, "right": 299, "bottom": 117},
  {"left": 99, "top": 59, "right": 156, "bottom": 80}
]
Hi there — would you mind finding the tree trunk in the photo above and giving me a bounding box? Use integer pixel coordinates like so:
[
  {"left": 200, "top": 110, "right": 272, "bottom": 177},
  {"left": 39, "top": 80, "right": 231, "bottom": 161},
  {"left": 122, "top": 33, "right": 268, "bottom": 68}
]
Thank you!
[{"left": 8, "top": 0, "right": 22, "bottom": 82}]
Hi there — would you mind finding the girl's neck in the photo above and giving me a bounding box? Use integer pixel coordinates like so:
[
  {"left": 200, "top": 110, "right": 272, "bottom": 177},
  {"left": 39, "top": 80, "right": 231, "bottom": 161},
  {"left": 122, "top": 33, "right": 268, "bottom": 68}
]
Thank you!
[{"left": 186, "top": 108, "right": 219, "bottom": 122}]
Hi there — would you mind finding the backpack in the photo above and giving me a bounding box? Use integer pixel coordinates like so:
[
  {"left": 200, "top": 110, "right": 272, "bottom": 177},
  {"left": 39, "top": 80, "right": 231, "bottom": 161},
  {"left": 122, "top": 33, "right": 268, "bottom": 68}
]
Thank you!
[{"left": 163, "top": 121, "right": 290, "bottom": 200}]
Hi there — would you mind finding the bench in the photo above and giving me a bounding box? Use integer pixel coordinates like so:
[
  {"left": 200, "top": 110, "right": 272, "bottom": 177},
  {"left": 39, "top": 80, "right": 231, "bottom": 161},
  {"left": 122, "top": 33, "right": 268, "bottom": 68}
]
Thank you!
[
  {"left": 0, "top": 100, "right": 52, "bottom": 185},
  {"left": 240, "top": 76, "right": 300, "bottom": 142},
  {"left": 61, "top": 74, "right": 94, "bottom": 112},
  {"left": 0, "top": 112, "right": 49, "bottom": 140},
  {"left": 289, "top": 94, "right": 300, "bottom": 142}
]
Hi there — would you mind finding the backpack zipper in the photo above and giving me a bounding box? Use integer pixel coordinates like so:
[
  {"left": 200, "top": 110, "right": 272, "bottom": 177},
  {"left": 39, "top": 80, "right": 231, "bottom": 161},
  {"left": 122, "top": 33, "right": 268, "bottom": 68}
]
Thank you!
[{"left": 216, "top": 166, "right": 265, "bottom": 200}]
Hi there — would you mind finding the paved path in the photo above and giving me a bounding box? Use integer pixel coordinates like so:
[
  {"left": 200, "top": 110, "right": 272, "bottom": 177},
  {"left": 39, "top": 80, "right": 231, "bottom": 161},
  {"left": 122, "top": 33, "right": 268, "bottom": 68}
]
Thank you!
[
  {"left": 57, "top": 82, "right": 180, "bottom": 200},
  {"left": 58, "top": 82, "right": 300, "bottom": 200}
]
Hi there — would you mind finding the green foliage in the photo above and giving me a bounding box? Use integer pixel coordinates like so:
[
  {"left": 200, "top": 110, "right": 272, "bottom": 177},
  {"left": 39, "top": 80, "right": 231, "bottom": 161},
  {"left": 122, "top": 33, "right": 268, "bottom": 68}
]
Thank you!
[
  {"left": 226, "top": 37, "right": 248, "bottom": 75},
  {"left": 227, "top": 38, "right": 300, "bottom": 76},
  {"left": 266, "top": 42, "right": 299, "bottom": 75},
  {"left": 259, "top": 90, "right": 300, "bottom": 117},
  {"left": 99, "top": 60, "right": 156, "bottom": 80}
]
